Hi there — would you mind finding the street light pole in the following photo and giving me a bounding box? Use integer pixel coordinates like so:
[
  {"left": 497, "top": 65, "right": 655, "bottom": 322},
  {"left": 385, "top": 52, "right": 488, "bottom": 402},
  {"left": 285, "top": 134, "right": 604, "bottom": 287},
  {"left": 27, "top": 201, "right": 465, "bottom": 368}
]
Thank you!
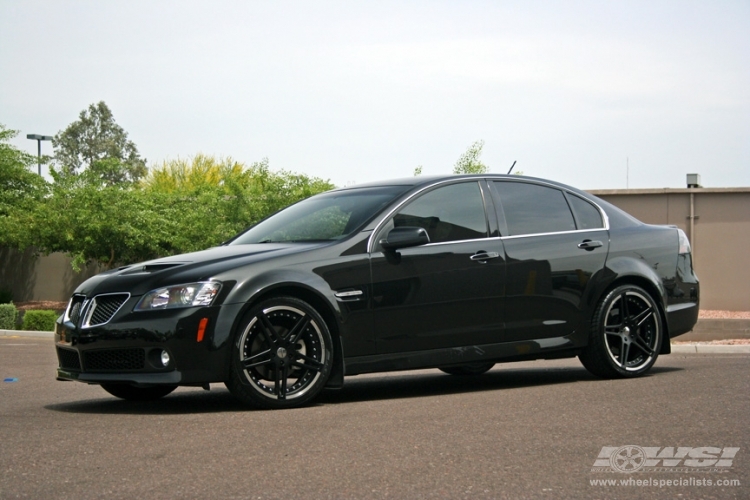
[{"left": 26, "top": 134, "right": 53, "bottom": 175}]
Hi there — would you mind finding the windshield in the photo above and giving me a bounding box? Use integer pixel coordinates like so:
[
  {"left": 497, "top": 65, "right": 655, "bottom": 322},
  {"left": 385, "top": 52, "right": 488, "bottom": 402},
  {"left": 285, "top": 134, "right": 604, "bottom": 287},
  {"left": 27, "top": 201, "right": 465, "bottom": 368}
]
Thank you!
[{"left": 228, "top": 185, "right": 411, "bottom": 245}]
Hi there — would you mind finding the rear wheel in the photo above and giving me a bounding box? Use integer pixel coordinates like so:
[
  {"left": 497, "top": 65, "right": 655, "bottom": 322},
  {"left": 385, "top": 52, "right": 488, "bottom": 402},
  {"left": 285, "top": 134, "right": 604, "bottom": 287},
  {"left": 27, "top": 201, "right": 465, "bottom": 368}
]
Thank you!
[
  {"left": 226, "top": 297, "right": 333, "bottom": 409},
  {"left": 439, "top": 362, "right": 495, "bottom": 376},
  {"left": 101, "top": 384, "right": 177, "bottom": 401},
  {"left": 579, "top": 285, "right": 662, "bottom": 378}
]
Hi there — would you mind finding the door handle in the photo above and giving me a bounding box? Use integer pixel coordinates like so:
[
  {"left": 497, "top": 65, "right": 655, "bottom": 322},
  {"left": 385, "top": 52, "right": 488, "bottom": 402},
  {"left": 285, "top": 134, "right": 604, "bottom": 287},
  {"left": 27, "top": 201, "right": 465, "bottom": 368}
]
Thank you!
[
  {"left": 578, "top": 240, "right": 603, "bottom": 251},
  {"left": 470, "top": 251, "right": 500, "bottom": 262}
]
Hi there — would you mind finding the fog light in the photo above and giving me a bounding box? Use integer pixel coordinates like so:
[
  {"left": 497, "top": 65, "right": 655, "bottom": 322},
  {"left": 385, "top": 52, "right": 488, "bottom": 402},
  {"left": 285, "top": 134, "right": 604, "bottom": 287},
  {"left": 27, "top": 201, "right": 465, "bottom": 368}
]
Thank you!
[{"left": 160, "top": 350, "right": 171, "bottom": 367}]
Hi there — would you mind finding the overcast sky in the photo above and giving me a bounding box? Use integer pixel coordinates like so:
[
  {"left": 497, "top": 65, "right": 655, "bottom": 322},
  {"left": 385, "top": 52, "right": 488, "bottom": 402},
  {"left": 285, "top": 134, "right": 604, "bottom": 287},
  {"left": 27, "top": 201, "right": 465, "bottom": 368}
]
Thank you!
[{"left": 1, "top": 1, "right": 748, "bottom": 189}]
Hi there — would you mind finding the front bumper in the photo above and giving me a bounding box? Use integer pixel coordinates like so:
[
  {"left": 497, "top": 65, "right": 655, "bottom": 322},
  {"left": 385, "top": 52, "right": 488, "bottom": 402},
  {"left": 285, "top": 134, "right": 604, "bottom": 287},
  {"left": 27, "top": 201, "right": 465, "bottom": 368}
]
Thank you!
[{"left": 55, "top": 301, "right": 245, "bottom": 386}]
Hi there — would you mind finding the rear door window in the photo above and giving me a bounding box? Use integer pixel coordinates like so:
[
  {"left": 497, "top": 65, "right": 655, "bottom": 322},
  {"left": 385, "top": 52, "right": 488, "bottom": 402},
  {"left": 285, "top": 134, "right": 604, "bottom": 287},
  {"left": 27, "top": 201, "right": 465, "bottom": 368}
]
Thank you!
[
  {"left": 493, "top": 182, "right": 575, "bottom": 236},
  {"left": 567, "top": 194, "right": 604, "bottom": 230}
]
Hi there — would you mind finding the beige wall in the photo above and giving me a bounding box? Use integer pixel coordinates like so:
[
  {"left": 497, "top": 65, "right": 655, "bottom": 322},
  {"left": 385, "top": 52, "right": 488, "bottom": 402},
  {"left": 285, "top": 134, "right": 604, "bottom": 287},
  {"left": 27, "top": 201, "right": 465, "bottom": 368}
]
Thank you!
[
  {"left": 590, "top": 188, "right": 750, "bottom": 311},
  {"left": 2, "top": 188, "right": 748, "bottom": 311},
  {"left": 0, "top": 247, "right": 102, "bottom": 303}
]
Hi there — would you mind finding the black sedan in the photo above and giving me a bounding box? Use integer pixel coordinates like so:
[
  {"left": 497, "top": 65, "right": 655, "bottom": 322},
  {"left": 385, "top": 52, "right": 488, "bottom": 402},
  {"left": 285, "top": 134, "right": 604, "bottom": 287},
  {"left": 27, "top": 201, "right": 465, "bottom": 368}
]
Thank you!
[{"left": 55, "top": 175, "right": 699, "bottom": 409}]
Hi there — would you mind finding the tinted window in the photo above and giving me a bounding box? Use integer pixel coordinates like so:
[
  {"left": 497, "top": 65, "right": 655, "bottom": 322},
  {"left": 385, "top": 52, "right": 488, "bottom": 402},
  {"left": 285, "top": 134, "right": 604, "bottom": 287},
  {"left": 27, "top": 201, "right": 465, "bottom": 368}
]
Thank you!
[
  {"left": 567, "top": 194, "right": 604, "bottom": 230},
  {"left": 229, "top": 186, "right": 410, "bottom": 244},
  {"left": 494, "top": 182, "right": 575, "bottom": 236},
  {"left": 393, "top": 182, "right": 488, "bottom": 243}
]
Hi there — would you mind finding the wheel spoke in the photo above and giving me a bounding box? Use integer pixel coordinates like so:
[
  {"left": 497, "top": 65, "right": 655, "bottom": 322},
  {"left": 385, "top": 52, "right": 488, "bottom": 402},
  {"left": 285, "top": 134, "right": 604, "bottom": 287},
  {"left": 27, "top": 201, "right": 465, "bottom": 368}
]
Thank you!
[
  {"left": 258, "top": 312, "right": 282, "bottom": 344},
  {"left": 633, "top": 307, "right": 654, "bottom": 327},
  {"left": 293, "top": 352, "right": 324, "bottom": 370},
  {"left": 620, "top": 294, "right": 630, "bottom": 320},
  {"left": 632, "top": 335, "right": 656, "bottom": 357},
  {"left": 273, "top": 363, "right": 281, "bottom": 398},
  {"left": 287, "top": 315, "right": 311, "bottom": 345},
  {"left": 280, "top": 364, "right": 288, "bottom": 400},
  {"left": 605, "top": 325, "right": 623, "bottom": 335},
  {"left": 270, "top": 362, "right": 289, "bottom": 400},
  {"left": 619, "top": 338, "right": 631, "bottom": 367},
  {"left": 292, "top": 360, "right": 322, "bottom": 372},
  {"left": 241, "top": 349, "right": 272, "bottom": 369}
]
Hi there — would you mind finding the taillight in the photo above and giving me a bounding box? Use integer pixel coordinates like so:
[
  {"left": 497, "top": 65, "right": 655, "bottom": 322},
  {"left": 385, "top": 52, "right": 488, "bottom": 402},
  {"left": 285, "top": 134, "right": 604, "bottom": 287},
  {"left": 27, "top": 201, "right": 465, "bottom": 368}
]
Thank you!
[{"left": 677, "top": 229, "right": 691, "bottom": 255}]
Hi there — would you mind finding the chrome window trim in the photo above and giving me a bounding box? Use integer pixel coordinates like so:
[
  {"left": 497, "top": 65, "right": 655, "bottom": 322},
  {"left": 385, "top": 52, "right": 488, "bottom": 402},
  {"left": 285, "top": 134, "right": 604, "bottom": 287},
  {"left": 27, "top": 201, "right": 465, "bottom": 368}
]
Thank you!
[
  {"left": 400, "top": 236, "right": 502, "bottom": 249},
  {"left": 499, "top": 227, "right": 608, "bottom": 240},
  {"left": 367, "top": 177, "right": 612, "bottom": 251}
]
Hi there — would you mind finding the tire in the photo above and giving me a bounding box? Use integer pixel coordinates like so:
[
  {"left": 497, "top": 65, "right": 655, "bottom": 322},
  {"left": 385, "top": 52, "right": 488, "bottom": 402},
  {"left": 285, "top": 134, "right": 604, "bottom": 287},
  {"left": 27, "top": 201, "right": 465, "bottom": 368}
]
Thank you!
[
  {"left": 225, "top": 297, "right": 333, "bottom": 409},
  {"left": 101, "top": 384, "right": 177, "bottom": 401},
  {"left": 579, "top": 285, "right": 663, "bottom": 378},
  {"left": 439, "top": 362, "right": 495, "bottom": 376}
]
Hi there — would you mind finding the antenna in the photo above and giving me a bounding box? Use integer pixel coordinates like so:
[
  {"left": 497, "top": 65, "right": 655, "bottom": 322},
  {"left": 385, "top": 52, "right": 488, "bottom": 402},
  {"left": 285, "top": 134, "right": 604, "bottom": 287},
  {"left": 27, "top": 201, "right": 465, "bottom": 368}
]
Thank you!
[{"left": 507, "top": 161, "right": 517, "bottom": 175}]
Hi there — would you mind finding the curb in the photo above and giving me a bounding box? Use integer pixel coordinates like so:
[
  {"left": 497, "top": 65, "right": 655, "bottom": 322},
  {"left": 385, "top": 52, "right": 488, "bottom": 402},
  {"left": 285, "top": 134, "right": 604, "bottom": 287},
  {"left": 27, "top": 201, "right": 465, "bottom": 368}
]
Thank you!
[
  {"left": 670, "top": 344, "right": 750, "bottom": 354},
  {"left": 680, "top": 318, "right": 750, "bottom": 342},
  {"left": 2, "top": 329, "right": 749, "bottom": 353},
  {"left": 1, "top": 329, "right": 53, "bottom": 338}
]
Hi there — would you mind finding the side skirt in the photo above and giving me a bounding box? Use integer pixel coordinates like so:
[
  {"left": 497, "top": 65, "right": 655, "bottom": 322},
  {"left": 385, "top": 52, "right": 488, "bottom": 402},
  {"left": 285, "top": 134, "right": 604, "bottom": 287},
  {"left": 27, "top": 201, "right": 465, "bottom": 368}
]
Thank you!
[{"left": 343, "top": 335, "right": 582, "bottom": 376}]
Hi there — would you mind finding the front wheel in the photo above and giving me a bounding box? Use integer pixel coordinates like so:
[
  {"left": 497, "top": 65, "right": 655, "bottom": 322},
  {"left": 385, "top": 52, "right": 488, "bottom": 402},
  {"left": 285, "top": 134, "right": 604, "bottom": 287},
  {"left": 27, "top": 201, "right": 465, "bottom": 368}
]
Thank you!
[
  {"left": 101, "top": 384, "right": 177, "bottom": 401},
  {"left": 579, "top": 285, "right": 663, "bottom": 378},
  {"left": 226, "top": 297, "right": 333, "bottom": 409}
]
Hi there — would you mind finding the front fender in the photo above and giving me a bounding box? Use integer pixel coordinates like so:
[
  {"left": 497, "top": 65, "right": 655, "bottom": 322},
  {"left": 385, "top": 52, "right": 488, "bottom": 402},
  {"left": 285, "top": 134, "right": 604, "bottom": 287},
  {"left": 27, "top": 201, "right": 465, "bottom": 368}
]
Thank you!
[{"left": 216, "top": 268, "right": 342, "bottom": 345}]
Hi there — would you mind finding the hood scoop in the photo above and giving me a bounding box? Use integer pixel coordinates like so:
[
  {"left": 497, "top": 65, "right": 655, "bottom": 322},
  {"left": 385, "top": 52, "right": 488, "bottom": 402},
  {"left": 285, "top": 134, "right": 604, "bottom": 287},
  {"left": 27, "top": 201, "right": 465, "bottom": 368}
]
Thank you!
[{"left": 121, "top": 262, "right": 188, "bottom": 275}]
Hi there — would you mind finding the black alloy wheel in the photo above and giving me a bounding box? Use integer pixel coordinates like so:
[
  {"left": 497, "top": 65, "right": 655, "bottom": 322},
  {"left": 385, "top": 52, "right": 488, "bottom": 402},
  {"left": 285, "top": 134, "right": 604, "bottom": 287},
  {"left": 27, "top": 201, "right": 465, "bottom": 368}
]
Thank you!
[
  {"left": 226, "top": 297, "right": 333, "bottom": 409},
  {"left": 579, "top": 284, "right": 663, "bottom": 378},
  {"left": 439, "top": 362, "right": 495, "bottom": 376},
  {"left": 101, "top": 384, "right": 177, "bottom": 401}
]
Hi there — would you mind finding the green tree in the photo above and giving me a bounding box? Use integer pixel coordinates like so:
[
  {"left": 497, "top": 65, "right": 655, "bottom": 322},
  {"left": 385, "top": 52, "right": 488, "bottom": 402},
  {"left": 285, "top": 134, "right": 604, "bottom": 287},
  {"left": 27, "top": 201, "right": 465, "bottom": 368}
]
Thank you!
[
  {"left": 53, "top": 101, "right": 147, "bottom": 185},
  {"left": 453, "top": 140, "right": 489, "bottom": 174},
  {"left": 29, "top": 154, "right": 335, "bottom": 271},
  {"left": 0, "top": 125, "right": 49, "bottom": 247}
]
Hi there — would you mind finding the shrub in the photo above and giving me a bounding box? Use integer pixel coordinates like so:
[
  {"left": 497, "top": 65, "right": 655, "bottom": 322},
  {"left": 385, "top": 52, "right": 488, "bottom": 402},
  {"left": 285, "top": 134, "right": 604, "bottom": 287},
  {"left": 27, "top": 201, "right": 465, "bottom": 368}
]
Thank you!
[
  {"left": 0, "top": 303, "right": 18, "bottom": 330},
  {"left": 22, "top": 310, "right": 58, "bottom": 332},
  {"left": 0, "top": 289, "right": 12, "bottom": 304}
]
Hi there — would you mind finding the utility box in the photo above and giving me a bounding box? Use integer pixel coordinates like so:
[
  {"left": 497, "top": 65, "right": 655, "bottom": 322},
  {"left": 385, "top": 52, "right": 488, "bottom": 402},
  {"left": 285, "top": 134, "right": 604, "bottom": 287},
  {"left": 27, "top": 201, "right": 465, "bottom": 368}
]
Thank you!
[{"left": 687, "top": 173, "right": 702, "bottom": 188}]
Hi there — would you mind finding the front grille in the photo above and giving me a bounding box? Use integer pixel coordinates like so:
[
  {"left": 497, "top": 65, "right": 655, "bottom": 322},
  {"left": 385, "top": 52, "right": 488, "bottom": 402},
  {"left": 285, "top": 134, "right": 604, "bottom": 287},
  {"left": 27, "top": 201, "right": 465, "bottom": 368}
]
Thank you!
[
  {"left": 84, "top": 349, "right": 145, "bottom": 371},
  {"left": 57, "top": 347, "right": 82, "bottom": 371},
  {"left": 86, "top": 294, "right": 129, "bottom": 327},
  {"left": 67, "top": 296, "right": 86, "bottom": 324}
]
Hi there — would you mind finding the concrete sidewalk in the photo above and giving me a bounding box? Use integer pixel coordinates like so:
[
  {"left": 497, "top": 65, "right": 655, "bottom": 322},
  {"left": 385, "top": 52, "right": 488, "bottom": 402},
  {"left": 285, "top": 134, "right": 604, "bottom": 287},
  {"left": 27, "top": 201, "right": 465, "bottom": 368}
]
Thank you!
[{"left": 3, "top": 328, "right": 749, "bottom": 353}]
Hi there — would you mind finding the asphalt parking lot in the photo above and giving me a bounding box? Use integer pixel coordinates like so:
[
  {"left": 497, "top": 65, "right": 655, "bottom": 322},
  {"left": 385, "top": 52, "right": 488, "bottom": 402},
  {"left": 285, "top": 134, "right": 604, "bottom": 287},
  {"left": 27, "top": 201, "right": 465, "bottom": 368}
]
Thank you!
[{"left": 1, "top": 337, "right": 748, "bottom": 500}]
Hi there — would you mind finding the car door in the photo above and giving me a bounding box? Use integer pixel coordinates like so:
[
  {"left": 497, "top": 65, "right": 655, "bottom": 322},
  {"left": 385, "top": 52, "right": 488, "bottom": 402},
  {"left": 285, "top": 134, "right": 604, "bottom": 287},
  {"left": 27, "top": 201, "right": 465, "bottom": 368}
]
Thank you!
[
  {"left": 370, "top": 180, "right": 506, "bottom": 354},
  {"left": 491, "top": 180, "right": 609, "bottom": 342}
]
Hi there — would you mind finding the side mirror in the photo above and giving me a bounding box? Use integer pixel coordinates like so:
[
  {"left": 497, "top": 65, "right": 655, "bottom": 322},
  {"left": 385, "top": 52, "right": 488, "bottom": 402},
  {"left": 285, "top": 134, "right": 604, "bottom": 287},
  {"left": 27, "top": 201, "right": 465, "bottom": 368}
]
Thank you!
[{"left": 379, "top": 226, "right": 430, "bottom": 251}]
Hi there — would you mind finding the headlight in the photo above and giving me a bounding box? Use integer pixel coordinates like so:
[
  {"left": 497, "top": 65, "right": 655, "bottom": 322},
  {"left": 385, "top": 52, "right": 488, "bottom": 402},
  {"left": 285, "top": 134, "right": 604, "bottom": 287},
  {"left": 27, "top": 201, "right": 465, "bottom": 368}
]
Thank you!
[{"left": 134, "top": 282, "right": 222, "bottom": 311}]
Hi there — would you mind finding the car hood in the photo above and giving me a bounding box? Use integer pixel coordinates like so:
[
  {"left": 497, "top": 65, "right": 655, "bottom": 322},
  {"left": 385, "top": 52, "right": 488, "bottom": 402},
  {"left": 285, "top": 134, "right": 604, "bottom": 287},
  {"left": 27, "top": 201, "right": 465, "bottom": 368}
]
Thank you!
[{"left": 73, "top": 243, "right": 326, "bottom": 297}]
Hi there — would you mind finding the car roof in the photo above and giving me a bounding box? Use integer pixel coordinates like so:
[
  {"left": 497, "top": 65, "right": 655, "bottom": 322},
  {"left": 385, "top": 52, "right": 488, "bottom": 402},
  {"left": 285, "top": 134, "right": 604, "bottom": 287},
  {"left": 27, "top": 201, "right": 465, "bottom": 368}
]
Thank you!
[
  {"left": 328, "top": 174, "right": 643, "bottom": 228},
  {"left": 331, "top": 174, "right": 586, "bottom": 195}
]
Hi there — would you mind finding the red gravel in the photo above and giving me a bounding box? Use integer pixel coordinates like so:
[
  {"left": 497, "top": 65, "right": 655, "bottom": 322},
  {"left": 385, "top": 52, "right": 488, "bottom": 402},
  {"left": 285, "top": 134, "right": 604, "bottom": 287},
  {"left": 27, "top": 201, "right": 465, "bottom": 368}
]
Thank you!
[
  {"left": 673, "top": 339, "right": 750, "bottom": 345},
  {"left": 698, "top": 310, "right": 750, "bottom": 319},
  {"left": 14, "top": 301, "right": 68, "bottom": 312}
]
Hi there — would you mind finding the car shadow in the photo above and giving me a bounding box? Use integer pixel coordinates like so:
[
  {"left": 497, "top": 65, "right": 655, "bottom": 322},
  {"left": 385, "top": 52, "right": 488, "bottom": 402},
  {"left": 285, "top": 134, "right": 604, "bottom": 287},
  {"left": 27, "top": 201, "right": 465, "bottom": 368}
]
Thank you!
[
  {"left": 44, "top": 365, "right": 683, "bottom": 415},
  {"left": 318, "top": 364, "right": 682, "bottom": 405}
]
